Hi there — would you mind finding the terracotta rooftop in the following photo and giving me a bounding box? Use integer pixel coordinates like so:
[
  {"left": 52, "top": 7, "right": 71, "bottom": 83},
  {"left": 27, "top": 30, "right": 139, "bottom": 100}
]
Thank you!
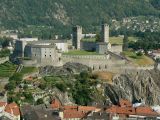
[
  {"left": 106, "top": 100, "right": 159, "bottom": 117},
  {"left": 0, "top": 102, "right": 7, "bottom": 107},
  {"left": 63, "top": 105, "right": 99, "bottom": 119},
  {"left": 119, "top": 99, "right": 132, "bottom": 107},
  {"left": 78, "top": 106, "right": 97, "bottom": 112},
  {"left": 63, "top": 109, "right": 86, "bottom": 119},
  {"left": 4, "top": 102, "right": 20, "bottom": 116},
  {"left": 106, "top": 106, "right": 136, "bottom": 115},
  {"left": 136, "top": 106, "right": 158, "bottom": 116},
  {"left": 64, "top": 106, "right": 78, "bottom": 110},
  {"left": 51, "top": 99, "right": 61, "bottom": 109}
]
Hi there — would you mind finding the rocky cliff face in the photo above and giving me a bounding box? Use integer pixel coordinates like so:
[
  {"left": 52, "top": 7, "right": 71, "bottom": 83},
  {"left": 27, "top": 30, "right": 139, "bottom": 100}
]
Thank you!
[
  {"left": 105, "top": 69, "right": 160, "bottom": 106},
  {"left": 39, "top": 62, "right": 90, "bottom": 76}
]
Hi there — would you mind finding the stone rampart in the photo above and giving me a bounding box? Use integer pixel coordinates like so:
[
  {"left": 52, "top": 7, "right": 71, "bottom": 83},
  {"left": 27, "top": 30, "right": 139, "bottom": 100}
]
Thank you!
[
  {"left": 62, "top": 54, "right": 154, "bottom": 73},
  {"left": 62, "top": 54, "right": 126, "bottom": 72},
  {"left": 22, "top": 59, "right": 38, "bottom": 67}
]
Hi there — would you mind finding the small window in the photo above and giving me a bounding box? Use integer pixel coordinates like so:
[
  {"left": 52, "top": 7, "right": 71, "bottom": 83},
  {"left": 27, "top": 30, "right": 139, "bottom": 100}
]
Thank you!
[{"left": 50, "top": 55, "right": 51, "bottom": 57}]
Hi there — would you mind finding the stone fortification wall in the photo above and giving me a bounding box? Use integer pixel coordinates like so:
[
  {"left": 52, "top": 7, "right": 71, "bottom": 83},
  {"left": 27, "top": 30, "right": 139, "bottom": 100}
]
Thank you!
[
  {"left": 22, "top": 59, "right": 38, "bottom": 67},
  {"left": 80, "top": 41, "right": 96, "bottom": 51},
  {"left": 62, "top": 54, "right": 109, "bottom": 60},
  {"left": 0, "top": 57, "right": 9, "bottom": 64},
  {"left": 62, "top": 54, "right": 126, "bottom": 72},
  {"left": 110, "top": 45, "right": 123, "bottom": 54},
  {"left": 62, "top": 54, "right": 154, "bottom": 73}
]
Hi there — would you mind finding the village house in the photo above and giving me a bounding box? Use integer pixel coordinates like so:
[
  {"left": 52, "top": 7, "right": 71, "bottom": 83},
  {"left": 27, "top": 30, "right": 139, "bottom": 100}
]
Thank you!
[
  {"left": 0, "top": 101, "right": 20, "bottom": 120},
  {"left": 20, "top": 98, "right": 160, "bottom": 120},
  {"left": 106, "top": 99, "right": 160, "bottom": 120}
]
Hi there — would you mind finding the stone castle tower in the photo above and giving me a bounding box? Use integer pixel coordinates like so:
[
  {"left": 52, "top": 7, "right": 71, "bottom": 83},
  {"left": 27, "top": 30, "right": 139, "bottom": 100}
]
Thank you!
[
  {"left": 101, "top": 23, "right": 109, "bottom": 43},
  {"left": 72, "top": 25, "right": 82, "bottom": 49}
]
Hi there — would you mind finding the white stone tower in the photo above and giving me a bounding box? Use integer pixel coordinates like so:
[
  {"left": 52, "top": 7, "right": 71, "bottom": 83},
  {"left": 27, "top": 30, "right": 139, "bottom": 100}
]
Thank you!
[
  {"left": 101, "top": 23, "right": 109, "bottom": 43},
  {"left": 72, "top": 25, "right": 82, "bottom": 49}
]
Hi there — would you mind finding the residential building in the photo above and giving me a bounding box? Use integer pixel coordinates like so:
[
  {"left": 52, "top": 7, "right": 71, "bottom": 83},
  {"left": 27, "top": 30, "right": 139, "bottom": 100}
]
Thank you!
[{"left": 0, "top": 102, "right": 20, "bottom": 120}]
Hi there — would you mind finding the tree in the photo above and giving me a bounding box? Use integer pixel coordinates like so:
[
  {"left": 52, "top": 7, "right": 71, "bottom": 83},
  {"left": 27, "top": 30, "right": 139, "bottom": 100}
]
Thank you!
[
  {"left": 123, "top": 34, "right": 129, "bottom": 51},
  {"left": 36, "top": 98, "right": 44, "bottom": 105},
  {"left": 39, "top": 83, "right": 47, "bottom": 90},
  {"left": 95, "top": 33, "right": 100, "bottom": 42},
  {"left": 136, "top": 52, "right": 143, "bottom": 56},
  {"left": 9, "top": 73, "right": 23, "bottom": 85},
  {"left": 5, "top": 81, "right": 16, "bottom": 91}
]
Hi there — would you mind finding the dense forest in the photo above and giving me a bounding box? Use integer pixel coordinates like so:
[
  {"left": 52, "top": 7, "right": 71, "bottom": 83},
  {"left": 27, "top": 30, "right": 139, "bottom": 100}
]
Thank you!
[
  {"left": 129, "top": 32, "right": 160, "bottom": 51},
  {"left": 0, "top": 0, "right": 159, "bottom": 32}
]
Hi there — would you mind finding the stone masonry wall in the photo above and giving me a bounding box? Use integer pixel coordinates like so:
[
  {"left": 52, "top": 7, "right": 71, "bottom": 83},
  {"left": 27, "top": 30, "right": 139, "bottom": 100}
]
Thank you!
[
  {"left": 62, "top": 54, "right": 154, "bottom": 73},
  {"left": 62, "top": 54, "right": 126, "bottom": 72}
]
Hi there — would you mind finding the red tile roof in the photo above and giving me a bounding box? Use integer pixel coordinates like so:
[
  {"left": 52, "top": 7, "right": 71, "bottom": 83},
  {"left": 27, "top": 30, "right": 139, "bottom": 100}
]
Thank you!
[
  {"left": 0, "top": 102, "right": 7, "bottom": 107},
  {"left": 106, "top": 106, "right": 136, "bottom": 115},
  {"left": 78, "top": 106, "right": 97, "bottom": 112},
  {"left": 64, "top": 106, "right": 78, "bottom": 110},
  {"left": 63, "top": 106, "right": 98, "bottom": 119},
  {"left": 106, "top": 100, "right": 158, "bottom": 117},
  {"left": 51, "top": 99, "right": 61, "bottom": 109},
  {"left": 4, "top": 102, "right": 20, "bottom": 116},
  {"left": 136, "top": 106, "right": 158, "bottom": 116},
  {"left": 119, "top": 99, "right": 132, "bottom": 107},
  {"left": 63, "top": 109, "right": 86, "bottom": 119}
]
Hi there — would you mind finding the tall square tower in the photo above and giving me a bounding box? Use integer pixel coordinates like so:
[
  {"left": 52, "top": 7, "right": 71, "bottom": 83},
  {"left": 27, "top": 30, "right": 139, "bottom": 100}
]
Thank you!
[
  {"left": 101, "top": 23, "right": 109, "bottom": 43},
  {"left": 72, "top": 25, "right": 82, "bottom": 49}
]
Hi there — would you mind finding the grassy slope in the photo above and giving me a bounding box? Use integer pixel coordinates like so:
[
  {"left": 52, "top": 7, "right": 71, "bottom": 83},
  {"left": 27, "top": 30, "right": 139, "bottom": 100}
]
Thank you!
[
  {"left": 81, "top": 37, "right": 138, "bottom": 45},
  {"left": 63, "top": 50, "right": 100, "bottom": 55},
  {"left": 20, "top": 67, "right": 38, "bottom": 75},
  {"left": 123, "top": 51, "right": 154, "bottom": 66},
  {"left": 0, "top": 62, "right": 17, "bottom": 77}
]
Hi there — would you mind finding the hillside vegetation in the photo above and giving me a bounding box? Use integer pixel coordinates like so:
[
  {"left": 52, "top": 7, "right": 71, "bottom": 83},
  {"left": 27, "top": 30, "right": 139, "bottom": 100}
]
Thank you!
[{"left": 0, "top": 0, "right": 159, "bottom": 33}]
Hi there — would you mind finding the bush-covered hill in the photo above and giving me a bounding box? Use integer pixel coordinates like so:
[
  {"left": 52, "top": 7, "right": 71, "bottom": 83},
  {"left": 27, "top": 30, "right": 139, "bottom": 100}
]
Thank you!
[{"left": 0, "top": 0, "right": 159, "bottom": 32}]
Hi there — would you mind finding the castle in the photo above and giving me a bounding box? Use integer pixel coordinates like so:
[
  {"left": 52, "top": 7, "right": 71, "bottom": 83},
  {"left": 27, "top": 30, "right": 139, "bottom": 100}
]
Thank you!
[
  {"left": 72, "top": 23, "right": 111, "bottom": 54},
  {"left": 13, "top": 23, "right": 124, "bottom": 71}
]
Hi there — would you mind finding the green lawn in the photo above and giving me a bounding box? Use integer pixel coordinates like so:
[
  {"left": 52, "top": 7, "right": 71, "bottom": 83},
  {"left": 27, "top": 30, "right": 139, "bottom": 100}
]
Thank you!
[
  {"left": 63, "top": 50, "right": 100, "bottom": 55},
  {"left": 123, "top": 51, "right": 154, "bottom": 66},
  {"left": 20, "top": 67, "right": 38, "bottom": 75},
  {"left": 81, "top": 37, "right": 138, "bottom": 45},
  {"left": 0, "top": 61, "right": 17, "bottom": 77},
  {"left": 82, "top": 38, "right": 96, "bottom": 42}
]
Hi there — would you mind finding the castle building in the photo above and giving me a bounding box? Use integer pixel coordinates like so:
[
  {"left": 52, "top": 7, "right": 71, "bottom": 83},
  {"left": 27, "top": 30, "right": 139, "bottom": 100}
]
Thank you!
[
  {"left": 14, "top": 39, "right": 68, "bottom": 66},
  {"left": 25, "top": 42, "right": 62, "bottom": 67},
  {"left": 14, "top": 38, "right": 38, "bottom": 57},
  {"left": 72, "top": 25, "right": 82, "bottom": 49},
  {"left": 13, "top": 22, "right": 123, "bottom": 70},
  {"left": 72, "top": 23, "right": 111, "bottom": 54}
]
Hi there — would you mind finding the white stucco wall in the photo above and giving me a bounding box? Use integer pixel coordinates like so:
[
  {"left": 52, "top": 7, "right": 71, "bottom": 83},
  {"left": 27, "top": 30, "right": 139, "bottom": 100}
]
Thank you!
[{"left": 55, "top": 43, "right": 68, "bottom": 52}]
